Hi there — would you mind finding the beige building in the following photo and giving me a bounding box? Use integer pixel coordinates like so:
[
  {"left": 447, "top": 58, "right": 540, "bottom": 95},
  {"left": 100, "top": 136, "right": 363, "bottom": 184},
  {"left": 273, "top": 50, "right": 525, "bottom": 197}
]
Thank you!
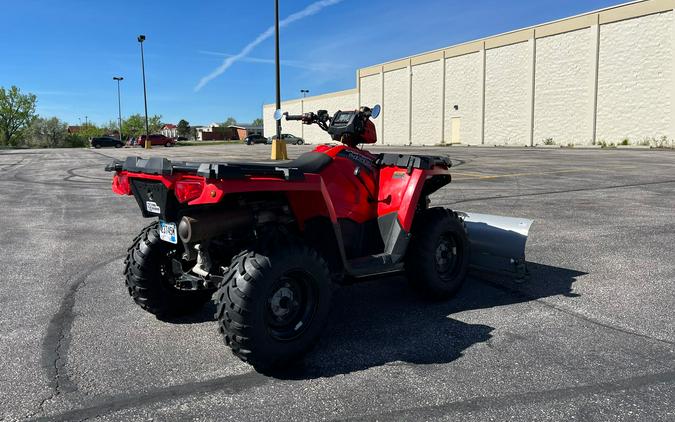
[{"left": 264, "top": 0, "right": 675, "bottom": 146}]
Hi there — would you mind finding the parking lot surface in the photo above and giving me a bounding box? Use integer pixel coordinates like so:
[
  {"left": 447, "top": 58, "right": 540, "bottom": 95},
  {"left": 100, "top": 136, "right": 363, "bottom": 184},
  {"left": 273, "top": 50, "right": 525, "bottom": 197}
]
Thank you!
[{"left": 1, "top": 144, "right": 673, "bottom": 421}]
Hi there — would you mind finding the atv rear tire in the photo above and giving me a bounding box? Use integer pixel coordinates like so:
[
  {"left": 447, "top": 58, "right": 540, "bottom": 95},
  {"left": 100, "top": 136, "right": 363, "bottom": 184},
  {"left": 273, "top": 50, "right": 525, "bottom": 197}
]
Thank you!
[
  {"left": 406, "top": 208, "right": 470, "bottom": 298},
  {"left": 124, "top": 222, "right": 213, "bottom": 318},
  {"left": 214, "top": 240, "right": 332, "bottom": 372}
]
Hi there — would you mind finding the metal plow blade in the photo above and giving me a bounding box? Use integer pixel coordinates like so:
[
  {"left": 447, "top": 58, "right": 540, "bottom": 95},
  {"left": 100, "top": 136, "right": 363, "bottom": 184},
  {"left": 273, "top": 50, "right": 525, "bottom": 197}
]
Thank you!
[{"left": 459, "top": 212, "right": 533, "bottom": 280}]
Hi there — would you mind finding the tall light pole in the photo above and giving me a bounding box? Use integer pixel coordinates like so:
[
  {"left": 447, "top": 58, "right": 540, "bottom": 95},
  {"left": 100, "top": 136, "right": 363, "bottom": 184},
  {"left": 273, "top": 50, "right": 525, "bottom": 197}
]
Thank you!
[
  {"left": 301, "top": 89, "right": 309, "bottom": 98},
  {"left": 113, "top": 77, "right": 124, "bottom": 141},
  {"left": 138, "top": 35, "right": 151, "bottom": 149},
  {"left": 274, "top": 0, "right": 282, "bottom": 143}
]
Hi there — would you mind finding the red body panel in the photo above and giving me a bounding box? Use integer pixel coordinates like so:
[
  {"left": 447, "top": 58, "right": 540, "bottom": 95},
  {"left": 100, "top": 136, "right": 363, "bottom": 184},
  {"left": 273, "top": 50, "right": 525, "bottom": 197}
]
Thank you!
[{"left": 112, "top": 143, "right": 450, "bottom": 234}]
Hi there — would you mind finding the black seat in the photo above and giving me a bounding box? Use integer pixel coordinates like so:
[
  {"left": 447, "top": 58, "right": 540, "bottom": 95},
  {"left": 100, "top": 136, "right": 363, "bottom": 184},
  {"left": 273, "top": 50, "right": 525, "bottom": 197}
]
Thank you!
[{"left": 278, "top": 152, "right": 332, "bottom": 173}]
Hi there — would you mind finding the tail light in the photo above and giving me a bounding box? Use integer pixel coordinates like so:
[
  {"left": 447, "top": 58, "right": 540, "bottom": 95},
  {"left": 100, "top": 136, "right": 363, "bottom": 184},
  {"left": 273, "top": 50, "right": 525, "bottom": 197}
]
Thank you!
[
  {"left": 111, "top": 173, "right": 131, "bottom": 195},
  {"left": 175, "top": 179, "right": 205, "bottom": 203}
]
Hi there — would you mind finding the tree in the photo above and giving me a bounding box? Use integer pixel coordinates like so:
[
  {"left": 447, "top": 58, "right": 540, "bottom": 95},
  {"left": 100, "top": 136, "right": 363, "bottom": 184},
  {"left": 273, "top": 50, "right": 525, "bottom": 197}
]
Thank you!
[
  {"left": 223, "top": 117, "right": 237, "bottom": 126},
  {"left": 0, "top": 86, "right": 37, "bottom": 146},
  {"left": 122, "top": 114, "right": 145, "bottom": 138},
  {"left": 177, "top": 119, "right": 190, "bottom": 137},
  {"left": 78, "top": 123, "right": 105, "bottom": 140},
  {"left": 28, "top": 117, "right": 68, "bottom": 148},
  {"left": 251, "top": 118, "right": 263, "bottom": 127},
  {"left": 122, "top": 114, "right": 163, "bottom": 139},
  {"left": 149, "top": 115, "right": 163, "bottom": 133}
]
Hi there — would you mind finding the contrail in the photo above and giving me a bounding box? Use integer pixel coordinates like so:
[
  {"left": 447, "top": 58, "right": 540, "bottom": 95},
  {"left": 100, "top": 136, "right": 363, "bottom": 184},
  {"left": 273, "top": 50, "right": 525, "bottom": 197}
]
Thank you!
[{"left": 194, "top": 0, "right": 344, "bottom": 92}]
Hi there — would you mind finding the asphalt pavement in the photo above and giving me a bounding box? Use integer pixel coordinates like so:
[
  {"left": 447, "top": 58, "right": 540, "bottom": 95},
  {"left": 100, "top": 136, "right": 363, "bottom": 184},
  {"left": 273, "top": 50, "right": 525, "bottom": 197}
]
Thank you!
[{"left": 0, "top": 144, "right": 673, "bottom": 421}]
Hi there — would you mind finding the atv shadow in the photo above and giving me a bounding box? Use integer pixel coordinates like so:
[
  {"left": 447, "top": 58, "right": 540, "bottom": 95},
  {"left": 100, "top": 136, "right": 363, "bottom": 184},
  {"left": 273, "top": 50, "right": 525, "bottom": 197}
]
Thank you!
[
  {"left": 159, "top": 301, "right": 218, "bottom": 324},
  {"left": 273, "top": 262, "right": 586, "bottom": 379}
]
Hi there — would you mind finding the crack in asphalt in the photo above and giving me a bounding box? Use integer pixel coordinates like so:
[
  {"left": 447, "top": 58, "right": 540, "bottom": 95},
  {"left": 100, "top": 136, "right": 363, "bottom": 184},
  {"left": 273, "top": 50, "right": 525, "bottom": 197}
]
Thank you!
[
  {"left": 32, "top": 255, "right": 124, "bottom": 419},
  {"left": 31, "top": 371, "right": 269, "bottom": 421}
]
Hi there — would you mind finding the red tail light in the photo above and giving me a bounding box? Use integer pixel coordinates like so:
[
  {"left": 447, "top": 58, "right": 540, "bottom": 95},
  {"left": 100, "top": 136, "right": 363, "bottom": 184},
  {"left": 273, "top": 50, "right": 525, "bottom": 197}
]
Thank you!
[
  {"left": 175, "top": 179, "right": 205, "bottom": 203},
  {"left": 112, "top": 174, "right": 131, "bottom": 195}
]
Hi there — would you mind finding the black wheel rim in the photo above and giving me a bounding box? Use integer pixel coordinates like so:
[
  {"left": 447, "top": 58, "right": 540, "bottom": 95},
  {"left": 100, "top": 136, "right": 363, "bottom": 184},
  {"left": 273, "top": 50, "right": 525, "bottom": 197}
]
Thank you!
[
  {"left": 265, "top": 270, "right": 318, "bottom": 341},
  {"left": 435, "top": 233, "right": 462, "bottom": 281}
]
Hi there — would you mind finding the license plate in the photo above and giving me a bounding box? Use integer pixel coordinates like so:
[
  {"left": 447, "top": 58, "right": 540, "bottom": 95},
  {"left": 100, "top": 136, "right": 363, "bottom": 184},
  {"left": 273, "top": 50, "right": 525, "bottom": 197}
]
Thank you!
[{"left": 159, "top": 221, "right": 178, "bottom": 244}]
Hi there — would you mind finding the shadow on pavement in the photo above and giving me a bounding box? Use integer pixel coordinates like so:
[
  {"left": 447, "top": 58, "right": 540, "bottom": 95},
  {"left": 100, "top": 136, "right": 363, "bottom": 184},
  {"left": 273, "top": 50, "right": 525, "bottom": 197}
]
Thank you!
[
  {"left": 162, "top": 261, "right": 585, "bottom": 379},
  {"left": 275, "top": 262, "right": 585, "bottom": 379}
]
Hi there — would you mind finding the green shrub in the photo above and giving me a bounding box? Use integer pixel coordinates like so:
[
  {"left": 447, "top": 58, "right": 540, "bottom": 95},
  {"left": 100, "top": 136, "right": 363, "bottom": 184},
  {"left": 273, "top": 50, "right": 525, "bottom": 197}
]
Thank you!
[{"left": 542, "top": 138, "right": 555, "bottom": 145}]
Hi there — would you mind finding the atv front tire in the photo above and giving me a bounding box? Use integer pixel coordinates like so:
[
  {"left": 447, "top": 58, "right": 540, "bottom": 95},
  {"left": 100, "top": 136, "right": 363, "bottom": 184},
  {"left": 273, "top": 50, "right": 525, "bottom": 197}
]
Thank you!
[
  {"left": 406, "top": 208, "right": 470, "bottom": 298},
  {"left": 124, "top": 222, "right": 213, "bottom": 318},
  {"left": 214, "top": 240, "right": 332, "bottom": 372}
]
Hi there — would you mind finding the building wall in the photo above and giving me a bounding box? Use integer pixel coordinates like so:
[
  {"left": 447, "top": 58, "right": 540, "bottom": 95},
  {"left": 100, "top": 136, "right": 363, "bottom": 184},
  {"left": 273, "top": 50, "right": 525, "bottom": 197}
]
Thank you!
[
  {"left": 445, "top": 52, "right": 483, "bottom": 145},
  {"left": 411, "top": 60, "right": 442, "bottom": 145},
  {"left": 383, "top": 68, "right": 410, "bottom": 145},
  {"left": 484, "top": 42, "right": 531, "bottom": 145},
  {"left": 265, "top": 0, "right": 675, "bottom": 147},
  {"left": 534, "top": 28, "right": 593, "bottom": 145},
  {"left": 596, "top": 11, "right": 673, "bottom": 143},
  {"left": 359, "top": 74, "right": 383, "bottom": 137}
]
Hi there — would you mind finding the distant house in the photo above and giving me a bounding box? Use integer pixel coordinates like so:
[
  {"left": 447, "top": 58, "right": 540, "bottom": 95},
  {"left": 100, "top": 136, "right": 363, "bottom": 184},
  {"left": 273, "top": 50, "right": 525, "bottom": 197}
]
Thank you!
[
  {"left": 195, "top": 123, "right": 224, "bottom": 141},
  {"left": 67, "top": 126, "right": 81, "bottom": 134},
  {"left": 234, "top": 124, "right": 263, "bottom": 136},
  {"left": 228, "top": 124, "right": 264, "bottom": 140},
  {"left": 193, "top": 123, "right": 264, "bottom": 141},
  {"left": 160, "top": 124, "right": 177, "bottom": 139}
]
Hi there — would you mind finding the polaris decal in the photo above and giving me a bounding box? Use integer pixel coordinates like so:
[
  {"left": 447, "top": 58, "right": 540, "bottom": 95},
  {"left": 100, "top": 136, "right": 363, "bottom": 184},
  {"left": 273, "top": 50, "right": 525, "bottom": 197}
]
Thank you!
[
  {"left": 146, "top": 201, "right": 161, "bottom": 214},
  {"left": 337, "top": 150, "right": 374, "bottom": 172}
]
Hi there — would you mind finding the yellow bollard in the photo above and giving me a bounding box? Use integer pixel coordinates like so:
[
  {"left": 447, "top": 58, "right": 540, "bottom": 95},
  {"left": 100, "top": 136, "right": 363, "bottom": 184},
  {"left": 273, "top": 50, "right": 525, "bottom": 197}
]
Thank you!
[{"left": 271, "top": 139, "right": 288, "bottom": 160}]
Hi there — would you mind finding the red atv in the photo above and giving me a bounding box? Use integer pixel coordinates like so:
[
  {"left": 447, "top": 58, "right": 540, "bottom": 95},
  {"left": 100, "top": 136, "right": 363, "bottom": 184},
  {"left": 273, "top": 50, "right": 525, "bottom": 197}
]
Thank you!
[{"left": 106, "top": 105, "right": 531, "bottom": 371}]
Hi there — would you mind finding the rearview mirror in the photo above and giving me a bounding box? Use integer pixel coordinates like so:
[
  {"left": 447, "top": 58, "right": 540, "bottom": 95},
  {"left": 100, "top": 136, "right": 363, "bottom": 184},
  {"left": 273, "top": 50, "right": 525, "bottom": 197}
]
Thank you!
[
  {"left": 273, "top": 109, "right": 284, "bottom": 121},
  {"left": 371, "top": 104, "right": 381, "bottom": 119}
]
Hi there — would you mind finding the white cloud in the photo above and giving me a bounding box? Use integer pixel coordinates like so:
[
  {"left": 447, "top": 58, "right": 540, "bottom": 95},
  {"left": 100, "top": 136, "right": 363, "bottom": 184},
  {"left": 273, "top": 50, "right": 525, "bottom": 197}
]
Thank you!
[
  {"left": 194, "top": 0, "right": 344, "bottom": 91},
  {"left": 198, "top": 50, "right": 347, "bottom": 72}
]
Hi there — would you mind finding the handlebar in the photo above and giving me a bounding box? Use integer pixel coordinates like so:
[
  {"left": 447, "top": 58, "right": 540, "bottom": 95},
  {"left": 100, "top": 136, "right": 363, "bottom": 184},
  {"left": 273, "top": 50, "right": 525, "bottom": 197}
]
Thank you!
[
  {"left": 283, "top": 110, "right": 331, "bottom": 128},
  {"left": 284, "top": 113, "right": 304, "bottom": 121}
]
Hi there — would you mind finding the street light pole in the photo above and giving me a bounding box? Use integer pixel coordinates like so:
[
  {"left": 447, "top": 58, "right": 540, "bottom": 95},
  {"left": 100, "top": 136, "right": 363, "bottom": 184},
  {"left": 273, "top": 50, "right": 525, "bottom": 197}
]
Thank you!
[
  {"left": 113, "top": 77, "right": 124, "bottom": 141},
  {"left": 274, "top": 0, "right": 282, "bottom": 142},
  {"left": 301, "top": 89, "right": 309, "bottom": 98},
  {"left": 138, "top": 35, "right": 151, "bottom": 149}
]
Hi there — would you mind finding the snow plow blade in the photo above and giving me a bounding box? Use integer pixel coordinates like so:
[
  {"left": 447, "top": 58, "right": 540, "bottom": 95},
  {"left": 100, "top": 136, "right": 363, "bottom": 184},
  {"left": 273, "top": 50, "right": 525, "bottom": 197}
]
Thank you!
[{"left": 460, "top": 212, "right": 533, "bottom": 280}]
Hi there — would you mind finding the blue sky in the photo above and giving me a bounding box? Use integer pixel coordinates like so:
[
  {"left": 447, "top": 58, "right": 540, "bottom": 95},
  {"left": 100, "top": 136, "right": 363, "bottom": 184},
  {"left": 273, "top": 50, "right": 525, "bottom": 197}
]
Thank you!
[{"left": 0, "top": 0, "right": 621, "bottom": 126}]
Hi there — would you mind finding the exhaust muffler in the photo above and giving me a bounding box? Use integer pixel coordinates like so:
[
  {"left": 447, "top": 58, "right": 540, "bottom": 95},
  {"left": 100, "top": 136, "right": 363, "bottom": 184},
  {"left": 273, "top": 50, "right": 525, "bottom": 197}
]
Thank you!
[
  {"left": 178, "top": 209, "right": 253, "bottom": 243},
  {"left": 459, "top": 212, "right": 533, "bottom": 279}
]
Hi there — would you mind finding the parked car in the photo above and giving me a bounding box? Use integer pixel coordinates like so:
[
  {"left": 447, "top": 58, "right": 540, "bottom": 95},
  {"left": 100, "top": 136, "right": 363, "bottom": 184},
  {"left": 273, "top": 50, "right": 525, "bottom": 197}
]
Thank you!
[
  {"left": 176, "top": 136, "right": 188, "bottom": 142},
  {"left": 136, "top": 134, "right": 175, "bottom": 147},
  {"left": 91, "top": 136, "right": 124, "bottom": 149},
  {"left": 266, "top": 133, "right": 305, "bottom": 145},
  {"left": 244, "top": 134, "right": 267, "bottom": 145}
]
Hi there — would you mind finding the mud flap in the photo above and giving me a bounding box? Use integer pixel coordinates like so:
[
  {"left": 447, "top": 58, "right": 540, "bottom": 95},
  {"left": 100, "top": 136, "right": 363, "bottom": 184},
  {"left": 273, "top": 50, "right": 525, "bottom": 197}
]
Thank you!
[{"left": 458, "top": 212, "right": 533, "bottom": 281}]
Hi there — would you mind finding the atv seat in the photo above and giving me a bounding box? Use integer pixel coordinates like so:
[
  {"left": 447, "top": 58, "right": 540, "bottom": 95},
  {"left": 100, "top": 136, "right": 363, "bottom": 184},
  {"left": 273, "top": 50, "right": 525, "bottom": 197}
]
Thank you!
[{"left": 277, "top": 152, "right": 332, "bottom": 174}]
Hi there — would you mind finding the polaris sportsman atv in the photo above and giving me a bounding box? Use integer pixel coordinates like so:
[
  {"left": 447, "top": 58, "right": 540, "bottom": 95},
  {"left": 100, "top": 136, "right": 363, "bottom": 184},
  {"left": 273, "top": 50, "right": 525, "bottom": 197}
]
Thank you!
[{"left": 106, "top": 105, "right": 532, "bottom": 371}]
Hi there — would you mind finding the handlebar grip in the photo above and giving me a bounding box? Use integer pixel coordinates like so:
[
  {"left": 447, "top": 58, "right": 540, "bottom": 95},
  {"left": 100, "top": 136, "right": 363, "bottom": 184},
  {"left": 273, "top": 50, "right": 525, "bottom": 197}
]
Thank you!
[{"left": 285, "top": 114, "right": 304, "bottom": 121}]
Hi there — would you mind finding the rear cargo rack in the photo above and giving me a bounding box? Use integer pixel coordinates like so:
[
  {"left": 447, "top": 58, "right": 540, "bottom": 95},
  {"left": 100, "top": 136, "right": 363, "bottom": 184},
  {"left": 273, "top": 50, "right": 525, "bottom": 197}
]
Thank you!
[{"left": 105, "top": 156, "right": 304, "bottom": 181}]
